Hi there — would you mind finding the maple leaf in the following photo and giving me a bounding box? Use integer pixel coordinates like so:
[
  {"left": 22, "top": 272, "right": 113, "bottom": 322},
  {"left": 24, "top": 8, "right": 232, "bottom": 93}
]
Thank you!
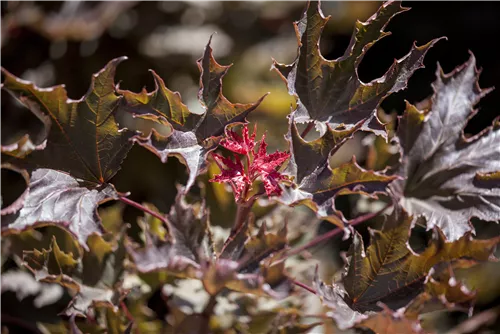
[
  {"left": 391, "top": 54, "right": 500, "bottom": 241},
  {"left": 126, "top": 193, "right": 211, "bottom": 277},
  {"left": 2, "top": 169, "right": 116, "bottom": 250},
  {"left": 273, "top": 0, "right": 442, "bottom": 137},
  {"left": 119, "top": 37, "right": 267, "bottom": 191},
  {"left": 210, "top": 123, "right": 291, "bottom": 200},
  {"left": 1, "top": 58, "right": 135, "bottom": 248},
  {"left": 278, "top": 115, "right": 397, "bottom": 226},
  {"left": 342, "top": 208, "right": 499, "bottom": 313},
  {"left": 127, "top": 194, "right": 291, "bottom": 298},
  {"left": 23, "top": 233, "right": 127, "bottom": 317}
]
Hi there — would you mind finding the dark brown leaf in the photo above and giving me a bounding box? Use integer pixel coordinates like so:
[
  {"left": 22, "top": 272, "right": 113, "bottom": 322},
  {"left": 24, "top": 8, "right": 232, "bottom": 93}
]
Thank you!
[{"left": 391, "top": 54, "right": 500, "bottom": 240}]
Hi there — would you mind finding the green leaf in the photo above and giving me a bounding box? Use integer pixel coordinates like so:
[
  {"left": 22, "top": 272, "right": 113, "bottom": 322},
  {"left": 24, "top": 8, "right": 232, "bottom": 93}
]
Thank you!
[
  {"left": 391, "top": 54, "right": 500, "bottom": 241},
  {"left": 342, "top": 208, "right": 499, "bottom": 312},
  {"left": 119, "top": 37, "right": 267, "bottom": 190},
  {"left": 23, "top": 232, "right": 127, "bottom": 316},
  {"left": 273, "top": 1, "right": 441, "bottom": 137}
]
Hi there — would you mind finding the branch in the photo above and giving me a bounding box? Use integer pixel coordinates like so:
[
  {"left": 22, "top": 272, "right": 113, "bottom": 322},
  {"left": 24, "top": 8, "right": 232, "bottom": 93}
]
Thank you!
[
  {"left": 275, "top": 202, "right": 392, "bottom": 264},
  {"left": 292, "top": 279, "right": 316, "bottom": 295},
  {"left": 118, "top": 195, "right": 168, "bottom": 225}
]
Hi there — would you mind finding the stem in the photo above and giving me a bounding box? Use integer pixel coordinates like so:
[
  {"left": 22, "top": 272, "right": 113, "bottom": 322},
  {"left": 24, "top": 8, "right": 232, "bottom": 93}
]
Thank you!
[
  {"left": 118, "top": 195, "right": 168, "bottom": 225},
  {"left": 201, "top": 294, "right": 218, "bottom": 318},
  {"left": 276, "top": 202, "right": 392, "bottom": 263},
  {"left": 233, "top": 197, "right": 255, "bottom": 231},
  {"left": 301, "top": 121, "right": 315, "bottom": 138},
  {"left": 292, "top": 279, "right": 316, "bottom": 295},
  {"left": 121, "top": 301, "right": 135, "bottom": 324}
]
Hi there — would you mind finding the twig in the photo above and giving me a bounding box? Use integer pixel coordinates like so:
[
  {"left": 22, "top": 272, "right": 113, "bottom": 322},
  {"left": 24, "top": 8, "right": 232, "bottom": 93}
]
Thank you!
[
  {"left": 292, "top": 279, "right": 316, "bottom": 295},
  {"left": 300, "top": 121, "right": 315, "bottom": 138},
  {"left": 275, "top": 202, "right": 392, "bottom": 264},
  {"left": 118, "top": 195, "right": 168, "bottom": 225}
]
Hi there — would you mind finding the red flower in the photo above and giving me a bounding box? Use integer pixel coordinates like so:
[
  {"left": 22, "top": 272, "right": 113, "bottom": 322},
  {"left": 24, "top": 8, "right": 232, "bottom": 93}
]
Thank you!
[{"left": 210, "top": 124, "right": 290, "bottom": 201}]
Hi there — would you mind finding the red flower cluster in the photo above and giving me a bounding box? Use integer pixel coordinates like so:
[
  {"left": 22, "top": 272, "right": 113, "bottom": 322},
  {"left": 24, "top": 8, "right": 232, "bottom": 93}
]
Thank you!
[{"left": 210, "top": 124, "right": 290, "bottom": 201}]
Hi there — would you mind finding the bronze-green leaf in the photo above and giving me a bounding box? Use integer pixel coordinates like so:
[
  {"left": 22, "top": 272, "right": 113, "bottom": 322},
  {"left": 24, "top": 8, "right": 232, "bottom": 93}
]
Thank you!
[
  {"left": 2, "top": 57, "right": 135, "bottom": 185},
  {"left": 273, "top": 0, "right": 442, "bottom": 137},
  {"left": 342, "top": 209, "right": 499, "bottom": 312},
  {"left": 119, "top": 37, "right": 267, "bottom": 190}
]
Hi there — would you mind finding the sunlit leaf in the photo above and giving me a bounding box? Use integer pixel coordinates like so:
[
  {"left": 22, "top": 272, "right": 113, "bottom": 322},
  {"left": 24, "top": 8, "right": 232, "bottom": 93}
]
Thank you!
[
  {"left": 273, "top": 0, "right": 441, "bottom": 137},
  {"left": 279, "top": 117, "right": 397, "bottom": 226},
  {"left": 391, "top": 54, "right": 500, "bottom": 240},
  {"left": 119, "top": 37, "right": 267, "bottom": 191}
]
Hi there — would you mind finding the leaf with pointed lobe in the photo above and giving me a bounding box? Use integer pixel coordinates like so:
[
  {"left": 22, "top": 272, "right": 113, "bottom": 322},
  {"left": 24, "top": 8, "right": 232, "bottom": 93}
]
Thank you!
[
  {"left": 125, "top": 193, "right": 211, "bottom": 277},
  {"left": 391, "top": 54, "right": 500, "bottom": 241},
  {"left": 356, "top": 303, "right": 425, "bottom": 334},
  {"left": 203, "top": 223, "right": 292, "bottom": 298},
  {"left": 279, "top": 117, "right": 397, "bottom": 225},
  {"left": 2, "top": 168, "right": 117, "bottom": 250},
  {"left": 1, "top": 57, "right": 135, "bottom": 185},
  {"left": 119, "top": 37, "right": 267, "bottom": 191},
  {"left": 342, "top": 208, "right": 499, "bottom": 313},
  {"left": 273, "top": 0, "right": 442, "bottom": 137},
  {"left": 23, "top": 232, "right": 127, "bottom": 317}
]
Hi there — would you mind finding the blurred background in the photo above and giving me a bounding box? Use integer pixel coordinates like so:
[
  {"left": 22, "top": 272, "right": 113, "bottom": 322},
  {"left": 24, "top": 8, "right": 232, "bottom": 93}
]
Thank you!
[{"left": 2, "top": 1, "right": 500, "bottom": 333}]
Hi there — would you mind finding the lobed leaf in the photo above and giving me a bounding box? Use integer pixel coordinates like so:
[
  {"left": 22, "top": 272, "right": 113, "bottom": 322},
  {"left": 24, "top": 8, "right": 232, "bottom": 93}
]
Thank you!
[
  {"left": 1, "top": 58, "right": 136, "bottom": 248},
  {"left": 273, "top": 0, "right": 441, "bottom": 137},
  {"left": 342, "top": 208, "right": 499, "bottom": 312},
  {"left": 280, "top": 117, "right": 397, "bottom": 226},
  {"left": 391, "top": 54, "right": 500, "bottom": 240},
  {"left": 23, "top": 232, "right": 127, "bottom": 317},
  {"left": 2, "top": 168, "right": 116, "bottom": 250},
  {"left": 119, "top": 37, "right": 267, "bottom": 191},
  {"left": 1, "top": 57, "right": 135, "bottom": 184}
]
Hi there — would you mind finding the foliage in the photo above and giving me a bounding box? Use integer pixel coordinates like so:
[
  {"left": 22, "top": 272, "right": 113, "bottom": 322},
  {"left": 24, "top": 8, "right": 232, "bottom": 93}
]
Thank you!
[{"left": 1, "top": 1, "right": 499, "bottom": 333}]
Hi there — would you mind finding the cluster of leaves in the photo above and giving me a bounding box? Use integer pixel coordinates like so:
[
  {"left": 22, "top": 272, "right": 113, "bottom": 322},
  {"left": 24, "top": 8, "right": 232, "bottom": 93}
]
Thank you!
[{"left": 1, "top": 1, "right": 499, "bottom": 333}]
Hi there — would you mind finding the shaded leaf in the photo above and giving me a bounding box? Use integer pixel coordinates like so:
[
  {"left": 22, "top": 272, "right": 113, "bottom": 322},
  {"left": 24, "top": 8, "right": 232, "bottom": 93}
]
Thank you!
[
  {"left": 392, "top": 54, "right": 500, "bottom": 241},
  {"left": 1, "top": 57, "right": 135, "bottom": 184},
  {"left": 119, "top": 37, "right": 267, "bottom": 190},
  {"left": 342, "top": 208, "right": 499, "bottom": 312},
  {"left": 23, "top": 232, "right": 127, "bottom": 316},
  {"left": 2, "top": 169, "right": 116, "bottom": 250},
  {"left": 125, "top": 193, "right": 209, "bottom": 277},
  {"left": 279, "top": 117, "right": 397, "bottom": 225},
  {"left": 1, "top": 58, "right": 135, "bottom": 248},
  {"left": 273, "top": 0, "right": 441, "bottom": 137},
  {"left": 356, "top": 303, "right": 424, "bottom": 334}
]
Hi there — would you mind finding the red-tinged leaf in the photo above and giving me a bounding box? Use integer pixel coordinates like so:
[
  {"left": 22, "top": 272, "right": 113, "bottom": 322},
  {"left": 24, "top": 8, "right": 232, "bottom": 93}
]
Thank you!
[
  {"left": 391, "top": 54, "right": 500, "bottom": 241},
  {"left": 1, "top": 58, "right": 135, "bottom": 248},
  {"left": 119, "top": 37, "right": 267, "bottom": 191},
  {"left": 278, "top": 114, "right": 396, "bottom": 225},
  {"left": 273, "top": 0, "right": 442, "bottom": 137},
  {"left": 23, "top": 232, "right": 127, "bottom": 317},
  {"left": 1, "top": 57, "right": 135, "bottom": 185},
  {"left": 2, "top": 168, "right": 116, "bottom": 250},
  {"left": 342, "top": 208, "right": 499, "bottom": 313},
  {"left": 356, "top": 303, "right": 425, "bottom": 334},
  {"left": 125, "top": 193, "right": 211, "bottom": 277}
]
